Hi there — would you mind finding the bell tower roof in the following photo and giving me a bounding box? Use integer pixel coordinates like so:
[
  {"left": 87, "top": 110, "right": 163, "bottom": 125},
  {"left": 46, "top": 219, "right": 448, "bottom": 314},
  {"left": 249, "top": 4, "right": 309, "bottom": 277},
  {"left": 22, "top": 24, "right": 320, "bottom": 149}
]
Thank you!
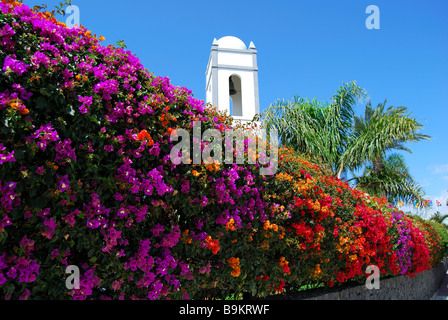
[{"left": 215, "top": 36, "right": 247, "bottom": 50}]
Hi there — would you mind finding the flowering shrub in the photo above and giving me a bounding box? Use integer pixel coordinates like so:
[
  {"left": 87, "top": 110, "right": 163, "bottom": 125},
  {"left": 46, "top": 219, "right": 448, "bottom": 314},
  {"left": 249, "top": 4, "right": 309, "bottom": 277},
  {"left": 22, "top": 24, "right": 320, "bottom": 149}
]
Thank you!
[
  {"left": 0, "top": 1, "right": 446, "bottom": 300},
  {"left": 251, "top": 149, "right": 446, "bottom": 294},
  {"left": 410, "top": 216, "right": 446, "bottom": 267}
]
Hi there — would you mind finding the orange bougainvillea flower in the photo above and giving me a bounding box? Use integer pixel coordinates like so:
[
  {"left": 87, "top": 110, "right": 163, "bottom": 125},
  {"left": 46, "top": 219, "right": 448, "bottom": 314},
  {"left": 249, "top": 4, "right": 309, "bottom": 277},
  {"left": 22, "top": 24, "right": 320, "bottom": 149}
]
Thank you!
[
  {"left": 276, "top": 172, "right": 293, "bottom": 182},
  {"left": 231, "top": 268, "right": 240, "bottom": 278},
  {"left": 136, "top": 129, "right": 154, "bottom": 147},
  {"left": 263, "top": 220, "right": 279, "bottom": 232},
  {"left": 227, "top": 257, "right": 241, "bottom": 278},
  {"left": 204, "top": 235, "right": 220, "bottom": 255},
  {"left": 205, "top": 160, "right": 220, "bottom": 173},
  {"left": 4, "top": 0, "right": 20, "bottom": 6},
  {"left": 9, "top": 99, "right": 29, "bottom": 115},
  {"left": 191, "top": 169, "right": 200, "bottom": 177},
  {"left": 75, "top": 74, "right": 89, "bottom": 82},
  {"left": 182, "top": 229, "right": 192, "bottom": 245},
  {"left": 313, "top": 264, "right": 322, "bottom": 279},
  {"left": 225, "top": 218, "right": 236, "bottom": 232},
  {"left": 263, "top": 220, "right": 271, "bottom": 231}
]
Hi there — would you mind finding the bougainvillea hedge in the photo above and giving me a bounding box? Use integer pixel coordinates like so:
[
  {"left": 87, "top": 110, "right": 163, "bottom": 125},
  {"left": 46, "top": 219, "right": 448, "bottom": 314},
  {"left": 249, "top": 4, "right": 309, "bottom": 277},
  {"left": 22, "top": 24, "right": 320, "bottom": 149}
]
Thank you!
[{"left": 0, "top": 1, "right": 447, "bottom": 300}]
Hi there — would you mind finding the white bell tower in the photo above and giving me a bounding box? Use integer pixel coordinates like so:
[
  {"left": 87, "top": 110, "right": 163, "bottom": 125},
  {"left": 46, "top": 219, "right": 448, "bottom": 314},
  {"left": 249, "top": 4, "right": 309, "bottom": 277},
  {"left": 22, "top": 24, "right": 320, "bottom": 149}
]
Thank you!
[{"left": 205, "top": 36, "right": 260, "bottom": 123}]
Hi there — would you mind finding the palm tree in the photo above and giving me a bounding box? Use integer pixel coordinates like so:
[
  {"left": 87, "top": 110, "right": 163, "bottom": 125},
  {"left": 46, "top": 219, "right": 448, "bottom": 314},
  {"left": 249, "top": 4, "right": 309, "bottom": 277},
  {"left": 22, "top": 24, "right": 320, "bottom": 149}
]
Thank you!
[
  {"left": 341, "top": 101, "right": 429, "bottom": 178},
  {"left": 355, "top": 154, "right": 424, "bottom": 203},
  {"left": 263, "top": 82, "right": 365, "bottom": 175},
  {"left": 262, "top": 82, "right": 429, "bottom": 203},
  {"left": 430, "top": 212, "right": 448, "bottom": 224}
]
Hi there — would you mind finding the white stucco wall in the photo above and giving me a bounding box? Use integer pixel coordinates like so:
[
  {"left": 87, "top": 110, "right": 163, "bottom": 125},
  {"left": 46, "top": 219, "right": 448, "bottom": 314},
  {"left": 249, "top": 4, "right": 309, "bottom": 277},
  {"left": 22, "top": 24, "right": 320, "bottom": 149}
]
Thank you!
[{"left": 217, "top": 52, "right": 252, "bottom": 67}]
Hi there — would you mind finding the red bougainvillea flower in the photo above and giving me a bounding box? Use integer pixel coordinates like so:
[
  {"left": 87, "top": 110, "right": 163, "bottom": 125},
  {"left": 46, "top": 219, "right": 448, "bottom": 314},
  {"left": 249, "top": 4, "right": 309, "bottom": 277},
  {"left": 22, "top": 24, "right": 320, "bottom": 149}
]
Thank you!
[
  {"left": 204, "top": 236, "right": 220, "bottom": 255},
  {"left": 278, "top": 257, "right": 291, "bottom": 275},
  {"left": 135, "top": 129, "right": 154, "bottom": 147}
]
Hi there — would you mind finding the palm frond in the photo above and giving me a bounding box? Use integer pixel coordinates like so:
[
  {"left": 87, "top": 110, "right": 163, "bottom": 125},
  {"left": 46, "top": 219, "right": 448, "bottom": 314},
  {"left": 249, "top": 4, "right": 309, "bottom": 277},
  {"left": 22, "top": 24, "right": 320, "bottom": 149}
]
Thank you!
[
  {"left": 356, "top": 153, "right": 424, "bottom": 203},
  {"left": 430, "top": 212, "right": 448, "bottom": 224}
]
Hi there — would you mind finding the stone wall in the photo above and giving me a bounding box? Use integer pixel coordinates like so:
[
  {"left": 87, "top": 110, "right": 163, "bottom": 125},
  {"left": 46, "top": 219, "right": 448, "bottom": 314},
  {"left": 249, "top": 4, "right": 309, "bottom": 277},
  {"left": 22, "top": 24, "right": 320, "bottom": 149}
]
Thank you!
[{"left": 276, "top": 259, "right": 448, "bottom": 300}]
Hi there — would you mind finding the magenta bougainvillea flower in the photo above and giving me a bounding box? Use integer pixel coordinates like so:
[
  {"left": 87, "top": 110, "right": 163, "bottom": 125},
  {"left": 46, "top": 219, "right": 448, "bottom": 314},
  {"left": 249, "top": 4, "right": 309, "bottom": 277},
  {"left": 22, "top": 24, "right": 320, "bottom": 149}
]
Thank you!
[
  {"left": 2, "top": 55, "right": 28, "bottom": 75},
  {"left": 77, "top": 95, "right": 93, "bottom": 114},
  {"left": 56, "top": 175, "right": 71, "bottom": 193},
  {"left": 93, "top": 79, "right": 119, "bottom": 101},
  {"left": 0, "top": 143, "right": 15, "bottom": 165},
  {"left": 30, "top": 123, "right": 60, "bottom": 151},
  {"left": 30, "top": 51, "right": 50, "bottom": 68},
  {"left": 55, "top": 139, "right": 77, "bottom": 164}
]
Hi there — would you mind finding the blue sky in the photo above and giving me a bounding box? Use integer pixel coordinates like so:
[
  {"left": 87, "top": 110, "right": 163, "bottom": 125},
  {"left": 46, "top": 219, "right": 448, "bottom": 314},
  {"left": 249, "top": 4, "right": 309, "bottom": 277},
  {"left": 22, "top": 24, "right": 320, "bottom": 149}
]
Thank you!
[{"left": 26, "top": 0, "right": 448, "bottom": 213}]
